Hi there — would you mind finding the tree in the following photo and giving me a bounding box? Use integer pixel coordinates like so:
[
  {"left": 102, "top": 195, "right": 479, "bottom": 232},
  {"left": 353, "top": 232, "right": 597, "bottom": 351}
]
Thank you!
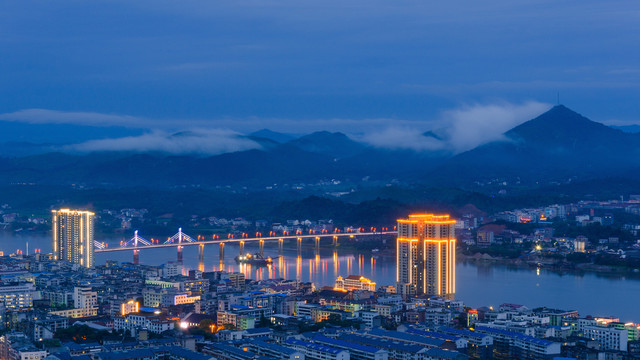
[
  {"left": 257, "top": 315, "right": 272, "bottom": 328},
  {"left": 222, "top": 323, "right": 238, "bottom": 331},
  {"left": 198, "top": 319, "right": 216, "bottom": 333}
]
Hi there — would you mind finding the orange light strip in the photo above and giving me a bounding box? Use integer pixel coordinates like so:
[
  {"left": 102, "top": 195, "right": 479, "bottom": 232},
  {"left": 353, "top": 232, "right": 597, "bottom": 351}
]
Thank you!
[
  {"left": 437, "top": 241, "right": 442, "bottom": 295},
  {"left": 447, "top": 239, "right": 452, "bottom": 295},
  {"left": 397, "top": 220, "right": 456, "bottom": 224},
  {"left": 396, "top": 238, "right": 399, "bottom": 286},
  {"left": 408, "top": 214, "right": 451, "bottom": 219},
  {"left": 399, "top": 238, "right": 454, "bottom": 242},
  {"left": 397, "top": 237, "right": 420, "bottom": 242},
  {"left": 451, "top": 239, "right": 456, "bottom": 294}
]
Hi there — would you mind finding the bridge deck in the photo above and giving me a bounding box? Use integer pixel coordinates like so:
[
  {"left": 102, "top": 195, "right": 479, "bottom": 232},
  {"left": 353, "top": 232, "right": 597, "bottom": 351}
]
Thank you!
[{"left": 95, "top": 231, "right": 395, "bottom": 252}]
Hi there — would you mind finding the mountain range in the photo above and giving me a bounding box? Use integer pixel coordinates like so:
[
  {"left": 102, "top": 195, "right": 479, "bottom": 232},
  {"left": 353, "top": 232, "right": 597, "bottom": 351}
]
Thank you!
[
  {"left": 435, "top": 105, "right": 640, "bottom": 184},
  {"left": 1, "top": 105, "right": 639, "bottom": 189}
]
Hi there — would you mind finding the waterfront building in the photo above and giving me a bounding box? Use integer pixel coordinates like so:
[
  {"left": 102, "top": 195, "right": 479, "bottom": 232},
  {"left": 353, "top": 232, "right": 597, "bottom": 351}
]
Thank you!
[
  {"left": 335, "top": 275, "right": 376, "bottom": 291},
  {"left": 579, "top": 318, "right": 629, "bottom": 351},
  {"left": 52, "top": 209, "right": 95, "bottom": 268},
  {"left": 396, "top": 214, "right": 456, "bottom": 299}
]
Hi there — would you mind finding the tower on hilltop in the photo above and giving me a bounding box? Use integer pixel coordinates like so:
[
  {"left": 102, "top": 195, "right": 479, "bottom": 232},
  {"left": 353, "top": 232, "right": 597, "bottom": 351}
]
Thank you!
[
  {"left": 52, "top": 209, "right": 95, "bottom": 268},
  {"left": 396, "top": 214, "right": 456, "bottom": 299}
]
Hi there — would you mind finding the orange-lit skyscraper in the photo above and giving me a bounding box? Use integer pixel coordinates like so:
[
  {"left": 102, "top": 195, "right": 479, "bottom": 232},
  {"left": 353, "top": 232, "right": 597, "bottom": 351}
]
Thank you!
[{"left": 396, "top": 214, "right": 456, "bottom": 299}]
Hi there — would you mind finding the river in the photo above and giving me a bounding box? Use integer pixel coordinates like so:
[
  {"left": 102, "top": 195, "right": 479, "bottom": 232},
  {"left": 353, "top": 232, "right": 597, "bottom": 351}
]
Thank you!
[{"left": 4, "top": 232, "right": 640, "bottom": 322}]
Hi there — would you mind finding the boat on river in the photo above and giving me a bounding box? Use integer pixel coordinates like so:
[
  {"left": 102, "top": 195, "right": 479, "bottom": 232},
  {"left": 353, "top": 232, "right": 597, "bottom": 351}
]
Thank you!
[{"left": 235, "top": 253, "right": 272, "bottom": 266}]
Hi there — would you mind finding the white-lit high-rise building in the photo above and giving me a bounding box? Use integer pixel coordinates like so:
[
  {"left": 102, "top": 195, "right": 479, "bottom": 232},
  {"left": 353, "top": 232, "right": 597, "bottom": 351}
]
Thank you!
[
  {"left": 52, "top": 209, "right": 95, "bottom": 268},
  {"left": 396, "top": 214, "right": 456, "bottom": 299}
]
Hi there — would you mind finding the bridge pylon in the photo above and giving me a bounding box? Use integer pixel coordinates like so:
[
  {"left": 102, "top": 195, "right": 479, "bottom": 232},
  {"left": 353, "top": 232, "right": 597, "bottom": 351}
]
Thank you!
[{"left": 198, "top": 243, "right": 204, "bottom": 264}]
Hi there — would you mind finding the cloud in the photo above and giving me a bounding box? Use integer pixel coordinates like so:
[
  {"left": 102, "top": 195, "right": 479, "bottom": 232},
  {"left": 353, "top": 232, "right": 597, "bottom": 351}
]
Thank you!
[
  {"left": 1, "top": 102, "right": 552, "bottom": 155},
  {"left": 360, "top": 127, "right": 445, "bottom": 152},
  {"left": 440, "top": 101, "right": 551, "bottom": 152},
  {"left": 69, "top": 129, "right": 262, "bottom": 155},
  {"left": 0, "top": 109, "right": 145, "bottom": 128},
  {"left": 361, "top": 101, "right": 551, "bottom": 153},
  {"left": 0, "top": 108, "right": 402, "bottom": 134},
  {"left": 0, "top": 107, "right": 422, "bottom": 136}
]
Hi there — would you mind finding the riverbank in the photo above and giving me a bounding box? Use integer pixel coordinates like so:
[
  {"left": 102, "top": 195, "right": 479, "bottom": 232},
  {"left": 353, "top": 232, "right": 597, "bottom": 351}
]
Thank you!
[{"left": 458, "top": 252, "right": 640, "bottom": 278}]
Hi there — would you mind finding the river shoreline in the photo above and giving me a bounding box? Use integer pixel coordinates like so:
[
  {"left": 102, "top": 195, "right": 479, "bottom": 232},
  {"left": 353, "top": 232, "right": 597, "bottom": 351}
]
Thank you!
[{"left": 458, "top": 252, "right": 640, "bottom": 279}]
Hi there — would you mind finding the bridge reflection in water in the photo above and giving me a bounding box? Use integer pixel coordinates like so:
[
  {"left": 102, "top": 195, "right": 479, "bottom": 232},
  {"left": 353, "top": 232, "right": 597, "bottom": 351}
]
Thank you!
[{"left": 95, "top": 228, "right": 394, "bottom": 271}]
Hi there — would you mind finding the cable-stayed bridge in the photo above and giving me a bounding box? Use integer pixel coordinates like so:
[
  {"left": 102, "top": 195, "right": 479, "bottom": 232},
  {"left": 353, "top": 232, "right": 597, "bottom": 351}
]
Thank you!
[{"left": 94, "top": 227, "right": 394, "bottom": 264}]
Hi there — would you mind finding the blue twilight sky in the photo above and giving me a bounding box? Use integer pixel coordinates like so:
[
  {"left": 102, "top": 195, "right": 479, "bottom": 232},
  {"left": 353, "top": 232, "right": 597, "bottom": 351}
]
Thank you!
[{"left": 0, "top": 1, "right": 639, "bottom": 153}]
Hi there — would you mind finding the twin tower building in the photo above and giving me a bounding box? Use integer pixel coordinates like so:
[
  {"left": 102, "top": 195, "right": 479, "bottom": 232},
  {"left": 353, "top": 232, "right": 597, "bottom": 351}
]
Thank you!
[{"left": 396, "top": 214, "right": 456, "bottom": 299}]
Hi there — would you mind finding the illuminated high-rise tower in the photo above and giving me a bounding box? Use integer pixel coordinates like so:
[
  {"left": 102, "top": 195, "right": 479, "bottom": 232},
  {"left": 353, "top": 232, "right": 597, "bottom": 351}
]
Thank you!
[
  {"left": 52, "top": 209, "right": 95, "bottom": 268},
  {"left": 396, "top": 214, "right": 456, "bottom": 299}
]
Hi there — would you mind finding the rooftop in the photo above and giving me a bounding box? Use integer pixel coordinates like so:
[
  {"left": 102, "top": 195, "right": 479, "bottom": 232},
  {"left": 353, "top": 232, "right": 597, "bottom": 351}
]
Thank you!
[
  {"left": 249, "top": 340, "right": 298, "bottom": 355},
  {"left": 475, "top": 326, "right": 555, "bottom": 346},
  {"left": 285, "top": 338, "right": 344, "bottom": 355},
  {"left": 312, "top": 335, "right": 384, "bottom": 354}
]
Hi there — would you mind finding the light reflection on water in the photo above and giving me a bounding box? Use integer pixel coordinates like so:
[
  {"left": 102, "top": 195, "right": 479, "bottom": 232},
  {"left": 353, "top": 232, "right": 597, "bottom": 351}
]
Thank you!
[{"left": 3, "top": 232, "right": 640, "bottom": 322}]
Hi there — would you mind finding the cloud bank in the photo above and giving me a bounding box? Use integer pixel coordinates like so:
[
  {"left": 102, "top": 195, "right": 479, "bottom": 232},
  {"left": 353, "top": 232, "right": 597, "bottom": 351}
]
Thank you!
[
  {"left": 441, "top": 101, "right": 551, "bottom": 152},
  {"left": 362, "top": 101, "right": 551, "bottom": 153},
  {"left": 69, "top": 129, "right": 262, "bottom": 155},
  {"left": 0, "top": 109, "right": 144, "bottom": 127},
  {"left": 2, "top": 101, "right": 552, "bottom": 155}
]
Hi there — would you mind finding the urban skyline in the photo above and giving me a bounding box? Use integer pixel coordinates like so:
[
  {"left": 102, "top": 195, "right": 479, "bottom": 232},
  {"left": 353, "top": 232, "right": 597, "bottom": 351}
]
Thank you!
[{"left": 1, "top": 0, "right": 639, "bottom": 359}]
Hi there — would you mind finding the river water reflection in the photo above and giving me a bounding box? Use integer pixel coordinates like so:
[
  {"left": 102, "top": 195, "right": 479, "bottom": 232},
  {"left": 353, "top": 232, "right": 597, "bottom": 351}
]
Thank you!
[{"left": 3, "top": 232, "right": 640, "bottom": 321}]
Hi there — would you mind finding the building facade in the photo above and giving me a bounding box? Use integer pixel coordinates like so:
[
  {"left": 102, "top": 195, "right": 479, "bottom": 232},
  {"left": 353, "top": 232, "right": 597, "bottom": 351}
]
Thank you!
[
  {"left": 396, "top": 214, "right": 456, "bottom": 299},
  {"left": 0, "top": 282, "right": 35, "bottom": 309},
  {"left": 113, "top": 312, "right": 175, "bottom": 334},
  {"left": 73, "top": 287, "right": 98, "bottom": 309},
  {"left": 335, "top": 275, "right": 376, "bottom": 292},
  {"left": 52, "top": 209, "right": 95, "bottom": 268}
]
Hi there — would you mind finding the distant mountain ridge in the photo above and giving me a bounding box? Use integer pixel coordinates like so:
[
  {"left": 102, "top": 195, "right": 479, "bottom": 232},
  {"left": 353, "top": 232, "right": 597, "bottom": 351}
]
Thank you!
[
  {"left": 284, "top": 131, "right": 367, "bottom": 159},
  {"left": 249, "top": 129, "right": 296, "bottom": 143},
  {"left": 1, "top": 105, "right": 640, "bottom": 188},
  {"left": 434, "top": 105, "right": 640, "bottom": 183}
]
